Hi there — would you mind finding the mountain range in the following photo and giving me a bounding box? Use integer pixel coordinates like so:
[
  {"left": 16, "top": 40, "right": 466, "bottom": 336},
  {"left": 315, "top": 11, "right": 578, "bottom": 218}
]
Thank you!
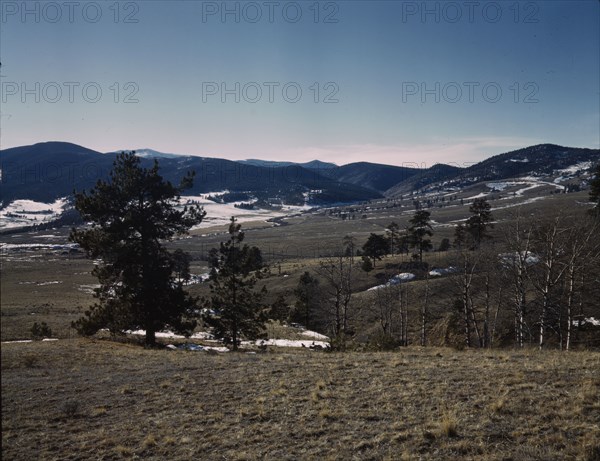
[{"left": 0, "top": 142, "right": 598, "bottom": 207}]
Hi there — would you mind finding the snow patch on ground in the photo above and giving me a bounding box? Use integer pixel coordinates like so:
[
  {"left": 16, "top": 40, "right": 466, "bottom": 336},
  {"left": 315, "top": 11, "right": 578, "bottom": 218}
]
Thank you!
[
  {"left": 78, "top": 284, "right": 101, "bottom": 294},
  {"left": 429, "top": 267, "right": 456, "bottom": 277},
  {"left": 499, "top": 251, "right": 540, "bottom": 266},
  {"left": 1, "top": 338, "right": 59, "bottom": 344},
  {"left": 18, "top": 280, "right": 63, "bottom": 286},
  {"left": 368, "top": 273, "right": 415, "bottom": 291},
  {"left": 0, "top": 242, "right": 79, "bottom": 252},
  {"left": 255, "top": 339, "right": 329, "bottom": 348},
  {"left": 300, "top": 330, "right": 330, "bottom": 341},
  {"left": 573, "top": 317, "right": 600, "bottom": 327},
  {"left": 491, "top": 196, "right": 546, "bottom": 210},
  {"left": 556, "top": 161, "right": 592, "bottom": 176},
  {"left": 464, "top": 192, "right": 489, "bottom": 200},
  {"left": 166, "top": 343, "right": 230, "bottom": 352},
  {"left": 126, "top": 329, "right": 215, "bottom": 341},
  {"left": 177, "top": 194, "right": 311, "bottom": 229},
  {"left": 0, "top": 198, "right": 69, "bottom": 229},
  {"left": 126, "top": 328, "right": 329, "bottom": 350}
]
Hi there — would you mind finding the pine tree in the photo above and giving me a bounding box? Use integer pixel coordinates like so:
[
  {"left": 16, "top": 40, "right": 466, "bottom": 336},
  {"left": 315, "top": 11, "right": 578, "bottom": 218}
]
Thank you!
[
  {"left": 361, "top": 255, "right": 374, "bottom": 273},
  {"left": 454, "top": 223, "right": 467, "bottom": 249},
  {"left": 466, "top": 198, "right": 494, "bottom": 248},
  {"left": 362, "top": 233, "right": 390, "bottom": 268},
  {"left": 292, "top": 271, "right": 320, "bottom": 329},
  {"left": 70, "top": 152, "right": 205, "bottom": 346},
  {"left": 408, "top": 210, "right": 433, "bottom": 262},
  {"left": 438, "top": 238, "right": 451, "bottom": 252},
  {"left": 203, "top": 217, "right": 268, "bottom": 350}
]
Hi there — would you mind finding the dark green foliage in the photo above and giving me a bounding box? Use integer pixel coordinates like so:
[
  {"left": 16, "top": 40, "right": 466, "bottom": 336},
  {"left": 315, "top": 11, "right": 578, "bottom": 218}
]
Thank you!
[
  {"left": 172, "top": 249, "right": 192, "bottom": 284},
  {"left": 408, "top": 210, "right": 433, "bottom": 262},
  {"left": 362, "top": 233, "right": 390, "bottom": 268},
  {"left": 70, "top": 152, "right": 205, "bottom": 346},
  {"left": 466, "top": 198, "right": 494, "bottom": 248},
  {"left": 291, "top": 271, "right": 320, "bottom": 329},
  {"left": 454, "top": 224, "right": 467, "bottom": 249},
  {"left": 270, "top": 295, "right": 291, "bottom": 322},
  {"left": 31, "top": 322, "right": 52, "bottom": 339},
  {"left": 438, "top": 238, "right": 451, "bottom": 252},
  {"left": 202, "top": 218, "right": 268, "bottom": 350},
  {"left": 361, "top": 256, "right": 374, "bottom": 273}
]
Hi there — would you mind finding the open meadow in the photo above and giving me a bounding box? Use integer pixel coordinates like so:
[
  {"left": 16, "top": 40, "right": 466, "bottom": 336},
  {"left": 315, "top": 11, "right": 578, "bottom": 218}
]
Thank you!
[
  {"left": 2, "top": 188, "right": 599, "bottom": 460},
  {"left": 2, "top": 340, "right": 599, "bottom": 461}
]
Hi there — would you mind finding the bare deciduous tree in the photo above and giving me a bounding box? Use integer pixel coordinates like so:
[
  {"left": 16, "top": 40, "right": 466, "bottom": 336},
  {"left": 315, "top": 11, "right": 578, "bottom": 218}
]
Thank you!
[{"left": 316, "top": 253, "right": 355, "bottom": 346}]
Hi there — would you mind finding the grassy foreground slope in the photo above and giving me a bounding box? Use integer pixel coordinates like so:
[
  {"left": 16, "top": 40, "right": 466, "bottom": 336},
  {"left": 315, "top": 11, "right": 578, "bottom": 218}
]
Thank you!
[{"left": 2, "top": 340, "right": 599, "bottom": 460}]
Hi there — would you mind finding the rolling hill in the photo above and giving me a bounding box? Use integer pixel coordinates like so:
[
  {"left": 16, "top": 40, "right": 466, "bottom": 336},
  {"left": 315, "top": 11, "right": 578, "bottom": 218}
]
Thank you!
[
  {"left": 1, "top": 142, "right": 597, "bottom": 228},
  {"left": 0, "top": 142, "right": 381, "bottom": 207},
  {"left": 386, "top": 144, "right": 599, "bottom": 195}
]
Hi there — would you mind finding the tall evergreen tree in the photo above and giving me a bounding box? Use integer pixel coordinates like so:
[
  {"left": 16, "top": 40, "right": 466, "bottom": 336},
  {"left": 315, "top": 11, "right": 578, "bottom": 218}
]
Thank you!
[
  {"left": 203, "top": 217, "right": 268, "bottom": 350},
  {"left": 454, "top": 223, "right": 467, "bottom": 249},
  {"left": 70, "top": 152, "right": 205, "bottom": 346},
  {"left": 292, "top": 271, "right": 320, "bottom": 330},
  {"left": 466, "top": 198, "right": 494, "bottom": 248},
  {"left": 408, "top": 210, "right": 433, "bottom": 262},
  {"left": 362, "top": 233, "right": 390, "bottom": 268}
]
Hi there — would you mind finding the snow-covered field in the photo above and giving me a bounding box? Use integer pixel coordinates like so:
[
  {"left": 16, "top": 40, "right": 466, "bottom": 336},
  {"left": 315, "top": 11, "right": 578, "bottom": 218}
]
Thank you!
[
  {"left": 0, "top": 242, "right": 79, "bottom": 252},
  {"left": 0, "top": 198, "right": 69, "bottom": 230},
  {"left": 0, "top": 193, "right": 311, "bottom": 231},
  {"left": 179, "top": 194, "right": 312, "bottom": 229}
]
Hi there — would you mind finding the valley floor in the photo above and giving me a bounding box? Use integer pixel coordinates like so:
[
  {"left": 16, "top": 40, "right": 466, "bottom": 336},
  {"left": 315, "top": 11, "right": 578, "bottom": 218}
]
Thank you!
[{"left": 2, "top": 340, "right": 599, "bottom": 461}]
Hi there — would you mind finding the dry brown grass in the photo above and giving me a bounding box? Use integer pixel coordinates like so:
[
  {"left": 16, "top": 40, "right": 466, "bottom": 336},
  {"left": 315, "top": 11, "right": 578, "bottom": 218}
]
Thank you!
[{"left": 2, "top": 339, "right": 599, "bottom": 460}]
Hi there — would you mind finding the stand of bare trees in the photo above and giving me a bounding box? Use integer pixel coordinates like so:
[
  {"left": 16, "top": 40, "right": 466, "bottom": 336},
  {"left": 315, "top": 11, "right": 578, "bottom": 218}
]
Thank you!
[
  {"left": 460, "top": 211, "right": 600, "bottom": 350},
  {"left": 316, "top": 253, "right": 356, "bottom": 348},
  {"left": 295, "top": 209, "right": 599, "bottom": 351}
]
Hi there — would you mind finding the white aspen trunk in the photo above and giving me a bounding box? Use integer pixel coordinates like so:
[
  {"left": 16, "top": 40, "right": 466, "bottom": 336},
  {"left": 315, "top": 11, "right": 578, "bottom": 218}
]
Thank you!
[
  {"left": 421, "top": 273, "right": 429, "bottom": 346},
  {"left": 490, "top": 287, "right": 502, "bottom": 348},
  {"left": 483, "top": 273, "right": 491, "bottom": 348}
]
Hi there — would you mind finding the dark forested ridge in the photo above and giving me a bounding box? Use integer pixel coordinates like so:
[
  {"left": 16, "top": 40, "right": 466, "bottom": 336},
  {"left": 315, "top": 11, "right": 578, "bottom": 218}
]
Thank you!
[{"left": 1, "top": 142, "right": 598, "bottom": 205}]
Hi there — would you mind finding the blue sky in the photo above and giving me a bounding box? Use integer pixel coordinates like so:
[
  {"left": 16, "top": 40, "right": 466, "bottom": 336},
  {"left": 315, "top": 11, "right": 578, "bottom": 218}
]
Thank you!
[{"left": 1, "top": 0, "right": 598, "bottom": 166}]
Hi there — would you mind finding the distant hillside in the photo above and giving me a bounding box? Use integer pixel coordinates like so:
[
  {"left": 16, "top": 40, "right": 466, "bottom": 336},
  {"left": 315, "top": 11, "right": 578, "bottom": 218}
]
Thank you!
[
  {"left": 238, "top": 159, "right": 337, "bottom": 170},
  {"left": 0, "top": 143, "right": 380, "bottom": 206},
  {"left": 123, "top": 151, "right": 339, "bottom": 171},
  {"left": 0, "top": 142, "right": 115, "bottom": 203},
  {"left": 324, "top": 162, "right": 421, "bottom": 193},
  {"left": 2, "top": 142, "right": 597, "bottom": 209},
  {"left": 460, "top": 144, "right": 598, "bottom": 181},
  {"left": 387, "top": 144, "right": 599, "bottom": 195},
  {"left": 385, "top": 163, "right": 463, "bottom": 196}
]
